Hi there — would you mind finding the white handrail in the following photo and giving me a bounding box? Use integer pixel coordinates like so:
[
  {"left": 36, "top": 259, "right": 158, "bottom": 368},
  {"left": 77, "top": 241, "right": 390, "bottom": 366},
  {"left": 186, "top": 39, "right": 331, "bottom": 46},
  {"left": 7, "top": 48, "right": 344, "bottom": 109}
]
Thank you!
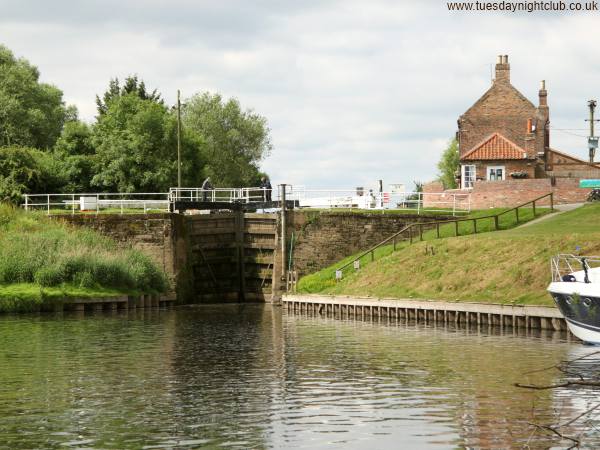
[{"left": 22, "top": 186, "right": 472, "bottom": 216}]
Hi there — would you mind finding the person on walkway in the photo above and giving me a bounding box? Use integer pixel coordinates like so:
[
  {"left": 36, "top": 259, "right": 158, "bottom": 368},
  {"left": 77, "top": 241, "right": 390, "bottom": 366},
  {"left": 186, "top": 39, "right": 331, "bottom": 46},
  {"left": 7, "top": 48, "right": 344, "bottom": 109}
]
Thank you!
[
  {"left": 260, "top": 176, "right": 272, "bottom": 202},
  {"left": 201, "top": 176, "right": 213, "bottom": 201}
]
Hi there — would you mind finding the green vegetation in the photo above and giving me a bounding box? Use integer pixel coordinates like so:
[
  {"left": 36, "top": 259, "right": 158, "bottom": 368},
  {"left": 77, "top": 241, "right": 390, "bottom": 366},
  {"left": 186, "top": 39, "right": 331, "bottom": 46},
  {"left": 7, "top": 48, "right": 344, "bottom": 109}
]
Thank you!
[
  {"left": 297, "top": 205, "right": 567, "bottom": 304},
  {"left": 437, "top": 138, "right": 459, "bottom": 189},
  {"left": 0, "top": 204, "right": 169, "bottom": 312},
  {"left": 0, "top": 44, "right": 272, "bottom": 203}
]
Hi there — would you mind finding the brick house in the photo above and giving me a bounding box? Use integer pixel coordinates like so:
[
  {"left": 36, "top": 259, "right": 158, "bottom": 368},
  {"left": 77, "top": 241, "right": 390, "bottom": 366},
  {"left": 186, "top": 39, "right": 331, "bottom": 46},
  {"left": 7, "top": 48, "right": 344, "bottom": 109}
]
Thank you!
[{"left": 457, "top": 55, "right": 600, "bottom": 190}]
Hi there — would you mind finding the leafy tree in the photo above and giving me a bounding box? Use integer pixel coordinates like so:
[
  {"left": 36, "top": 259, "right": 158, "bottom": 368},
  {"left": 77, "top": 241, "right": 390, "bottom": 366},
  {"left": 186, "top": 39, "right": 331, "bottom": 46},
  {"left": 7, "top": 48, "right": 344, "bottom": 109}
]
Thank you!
[
  {"left": 54, "top": 120, "right": 95, "bottom": 156},
  {"left": 182, "top": 92, "right": 272, "bottom": 187},
  {"left": 91, "top": 93, "right": 176, "bottom": 192},
  {"left": 95, "top": 75, "right": 162, "bottom": 117},
  {"left": 51, "top": 120, "right": 96, "bottom": 193},
  {"left": 0, "top": 45, "right": 68, "bottom": 149},
  {"left": 0, "top": 147, "right": 65, "bottom": 203},
  {"left": 437, "top": 138, "right": 459, "bottom": 189}
]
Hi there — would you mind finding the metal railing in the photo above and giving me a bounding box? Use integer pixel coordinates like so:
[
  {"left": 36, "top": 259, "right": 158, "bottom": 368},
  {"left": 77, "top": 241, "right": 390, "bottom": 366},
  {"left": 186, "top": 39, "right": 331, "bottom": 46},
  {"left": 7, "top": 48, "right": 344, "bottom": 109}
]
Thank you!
[
  {"left": 21, "top": 185, "right": 473, "bottom": 216},
  {"left": 285, "top": 187, "right": 471, "bottom": 215},
  {"left": 551, "top": 254, "right": 600, "bottom": 283},
  {"left": 335, "top": 193, "right": 554, "bottom": 279},
  {"left": 168, "top": 187, "right": 272, "bottom": 203},
  {"left": 23, "top": 192, "right": 170, "bottom": 215}
]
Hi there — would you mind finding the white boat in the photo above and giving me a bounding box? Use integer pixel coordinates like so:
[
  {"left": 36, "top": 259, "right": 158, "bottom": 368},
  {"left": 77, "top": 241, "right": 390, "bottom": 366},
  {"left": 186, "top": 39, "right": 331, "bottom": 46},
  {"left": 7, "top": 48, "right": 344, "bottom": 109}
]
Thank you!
[{"left": 547, "top": 254, "right": 600, "bottom": 344}]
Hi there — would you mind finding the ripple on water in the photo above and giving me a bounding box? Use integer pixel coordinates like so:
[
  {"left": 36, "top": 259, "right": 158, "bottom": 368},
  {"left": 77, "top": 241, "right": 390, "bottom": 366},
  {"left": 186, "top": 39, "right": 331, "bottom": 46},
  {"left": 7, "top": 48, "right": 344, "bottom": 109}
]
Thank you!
[{"left": 0, "top": 305, "right": 598, "bottom": 449}]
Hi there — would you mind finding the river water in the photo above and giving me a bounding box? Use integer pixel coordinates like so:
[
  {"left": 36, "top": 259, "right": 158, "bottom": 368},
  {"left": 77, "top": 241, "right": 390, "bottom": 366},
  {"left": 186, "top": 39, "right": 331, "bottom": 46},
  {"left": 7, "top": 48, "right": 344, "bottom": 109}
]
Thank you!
[{"left": 1, "top": 305, "right": 600, "bottom": 449}]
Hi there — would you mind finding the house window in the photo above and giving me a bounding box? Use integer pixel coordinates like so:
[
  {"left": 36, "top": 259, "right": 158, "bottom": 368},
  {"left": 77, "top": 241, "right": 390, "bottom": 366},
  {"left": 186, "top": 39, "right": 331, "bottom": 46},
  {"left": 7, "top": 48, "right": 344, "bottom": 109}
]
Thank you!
[
  {"left": 487, "top": 166, "right": 505, "bottom": 181},
  {"left": 461, "top": 164, "right": 476, "bottom": 189}
]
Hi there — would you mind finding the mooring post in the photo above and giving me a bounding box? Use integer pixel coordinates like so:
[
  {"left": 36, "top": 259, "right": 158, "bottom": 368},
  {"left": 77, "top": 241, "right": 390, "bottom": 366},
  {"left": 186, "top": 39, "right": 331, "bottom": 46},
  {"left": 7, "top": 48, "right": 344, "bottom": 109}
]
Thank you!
[
  {"left": 280, "top": 184, "right": 287, "bottom": 286},
  {"left": 236, "top": 209, "right": 246, "bottom": 301}
]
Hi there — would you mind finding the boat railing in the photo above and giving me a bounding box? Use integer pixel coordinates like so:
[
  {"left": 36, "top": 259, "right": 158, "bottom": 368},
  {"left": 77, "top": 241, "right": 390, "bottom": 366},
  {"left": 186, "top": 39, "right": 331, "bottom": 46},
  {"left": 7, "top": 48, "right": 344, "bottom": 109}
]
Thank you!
[{"left": 551, "top": 254, "right": 600, "bottom": 282}]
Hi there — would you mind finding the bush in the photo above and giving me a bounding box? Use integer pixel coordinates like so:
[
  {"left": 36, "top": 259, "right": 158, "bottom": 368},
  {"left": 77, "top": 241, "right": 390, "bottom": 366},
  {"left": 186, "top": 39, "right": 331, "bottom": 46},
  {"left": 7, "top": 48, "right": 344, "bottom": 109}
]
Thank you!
[
  {"left": 0, "top": 147, "right": 66, "bottom": 204},
  {"left": 0, "top": 206, "right": 169, "bottom": 293}
]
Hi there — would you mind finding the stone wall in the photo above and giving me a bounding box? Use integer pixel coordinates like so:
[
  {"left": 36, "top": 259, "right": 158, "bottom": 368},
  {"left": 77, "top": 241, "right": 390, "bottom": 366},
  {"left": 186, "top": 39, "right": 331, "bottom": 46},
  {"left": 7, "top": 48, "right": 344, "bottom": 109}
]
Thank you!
[
  {"left": 287, "top": 211, "right": 451, "bottom": 276},
  {"left": 57, "top": 211, "right": 456, "bottom": 302},
  {"left": 424, "top": 178, "right": 590, "bottom": 209}
]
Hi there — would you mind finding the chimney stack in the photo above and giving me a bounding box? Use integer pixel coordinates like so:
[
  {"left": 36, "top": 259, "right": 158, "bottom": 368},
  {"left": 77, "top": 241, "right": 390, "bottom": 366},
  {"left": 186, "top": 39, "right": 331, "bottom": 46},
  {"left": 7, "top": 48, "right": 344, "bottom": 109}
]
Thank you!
[
  {"left": 495, "top": 54, "right": 510, "bottom": 83},
  {"left": 539, "top": 80, "right": 547, "bottom": 107}
]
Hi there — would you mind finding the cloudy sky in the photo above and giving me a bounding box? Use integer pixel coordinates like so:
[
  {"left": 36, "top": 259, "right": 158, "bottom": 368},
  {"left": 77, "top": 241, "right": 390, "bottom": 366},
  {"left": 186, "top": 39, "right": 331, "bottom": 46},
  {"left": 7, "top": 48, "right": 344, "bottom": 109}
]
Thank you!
[{"left": 1, "top": 1, "right": 599, "bottom": 190}]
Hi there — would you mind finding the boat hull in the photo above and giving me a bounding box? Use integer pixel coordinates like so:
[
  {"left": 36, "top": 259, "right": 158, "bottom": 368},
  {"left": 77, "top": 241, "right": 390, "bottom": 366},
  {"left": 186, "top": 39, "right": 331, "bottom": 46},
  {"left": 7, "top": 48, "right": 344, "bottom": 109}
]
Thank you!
[{"left": 548, "top": 282, "right": 600, "bottom": 344}]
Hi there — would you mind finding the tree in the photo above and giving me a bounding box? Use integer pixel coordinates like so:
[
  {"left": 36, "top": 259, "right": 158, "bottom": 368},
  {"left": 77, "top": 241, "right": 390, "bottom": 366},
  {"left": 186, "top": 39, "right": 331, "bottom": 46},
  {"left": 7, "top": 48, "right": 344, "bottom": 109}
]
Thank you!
[
  {"left": 95, "top": 75, "right": 162, "bottom": 117},
  {"left": 437, "top": 138, "right": 460, "bottom": 189},
  {"left": 52, "top": 121, "right": 96, "bottom": 192},
  {"left": 0, "top": 147, "right": 65, "bottom": 203},
  {"left": 0, "top": 45, "right": 68, "bottom": 149},
  {"left": 91, "top": 93, "right": 175, "bottom": 192},
  {"left": 182, "top": 92, "right": 272, "bottom": 187}
]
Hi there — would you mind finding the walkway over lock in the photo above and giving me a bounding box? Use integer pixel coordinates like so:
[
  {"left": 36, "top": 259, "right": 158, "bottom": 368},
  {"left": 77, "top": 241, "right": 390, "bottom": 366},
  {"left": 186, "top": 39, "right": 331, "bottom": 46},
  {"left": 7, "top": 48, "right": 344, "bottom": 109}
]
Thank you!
[{"left": 23, "top": 186, "right": 471, "bottom": 215}]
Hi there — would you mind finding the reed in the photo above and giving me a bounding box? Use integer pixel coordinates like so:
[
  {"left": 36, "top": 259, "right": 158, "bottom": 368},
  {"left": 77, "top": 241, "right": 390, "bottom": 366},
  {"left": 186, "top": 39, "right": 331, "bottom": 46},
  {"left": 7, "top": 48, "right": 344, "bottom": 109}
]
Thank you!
[{"left": 0, "top": 204, "right": 169, "bottom": 294}]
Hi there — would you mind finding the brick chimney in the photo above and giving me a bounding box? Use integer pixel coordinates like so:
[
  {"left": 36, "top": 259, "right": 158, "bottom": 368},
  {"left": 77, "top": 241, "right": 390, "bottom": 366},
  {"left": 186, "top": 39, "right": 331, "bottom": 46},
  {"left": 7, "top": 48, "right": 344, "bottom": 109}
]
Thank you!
[
  {"left": 536, "top": 80, "right": 550, "bottom": 163},
  {"left": 525, "top": 118, "right": 536, "bottom": 158},
  {"left": 538, "top": 80, "right": 548, "bottom": 107},
  {"left": 494, "top": 55, "right": 510, "bottom": 83}
]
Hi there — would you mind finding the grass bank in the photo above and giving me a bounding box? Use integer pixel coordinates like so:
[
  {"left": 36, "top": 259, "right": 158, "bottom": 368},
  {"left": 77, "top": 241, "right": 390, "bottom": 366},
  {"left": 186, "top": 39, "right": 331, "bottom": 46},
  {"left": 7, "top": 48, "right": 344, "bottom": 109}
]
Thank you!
[
  {"left": 0, "top": 204, "right": 169, "bottom": 312},
  {"left": 297, "top": 204, "right": 592, "bottom": 306}
]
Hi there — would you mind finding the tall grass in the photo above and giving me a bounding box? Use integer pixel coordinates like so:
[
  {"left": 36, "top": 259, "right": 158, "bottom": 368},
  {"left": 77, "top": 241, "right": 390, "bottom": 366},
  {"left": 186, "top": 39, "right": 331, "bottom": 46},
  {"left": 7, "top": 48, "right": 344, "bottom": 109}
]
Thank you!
[{"left": 0, "top": 204, "right": 169, "bottom": 293}]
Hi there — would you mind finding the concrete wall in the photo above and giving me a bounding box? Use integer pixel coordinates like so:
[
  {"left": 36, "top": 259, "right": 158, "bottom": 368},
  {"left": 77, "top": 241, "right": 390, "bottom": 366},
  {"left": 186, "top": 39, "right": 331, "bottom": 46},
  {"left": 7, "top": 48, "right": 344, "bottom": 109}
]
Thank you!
[{"left": 424, "top": 178, "right": 590, "bottom": 209}]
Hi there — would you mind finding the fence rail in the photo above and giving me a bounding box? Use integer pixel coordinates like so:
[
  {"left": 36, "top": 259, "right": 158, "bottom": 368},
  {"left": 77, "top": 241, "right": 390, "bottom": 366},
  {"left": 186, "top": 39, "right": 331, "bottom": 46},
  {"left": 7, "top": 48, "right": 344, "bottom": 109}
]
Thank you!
[
  {"left": 286, "top": 187, "right": 470, "bottom": 215},
  {"left": 335, "top": 193, "right": 554, "bottom": 279},
  {"left": 169, "top": 187, "right": 271, "bottom": 203},
  {"left": 23, "top": 193, "right": 170, "bottom": 215},
  {"left": 22, "top": 186, "right": 472, "bottom": 215}
]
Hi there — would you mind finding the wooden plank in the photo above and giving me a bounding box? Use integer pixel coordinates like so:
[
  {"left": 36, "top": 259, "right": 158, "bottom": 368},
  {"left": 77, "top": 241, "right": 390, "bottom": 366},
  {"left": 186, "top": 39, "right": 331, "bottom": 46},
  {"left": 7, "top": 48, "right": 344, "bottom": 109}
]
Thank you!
[{"left": 244, "top": 242, "right": 276, "bottom": 250}]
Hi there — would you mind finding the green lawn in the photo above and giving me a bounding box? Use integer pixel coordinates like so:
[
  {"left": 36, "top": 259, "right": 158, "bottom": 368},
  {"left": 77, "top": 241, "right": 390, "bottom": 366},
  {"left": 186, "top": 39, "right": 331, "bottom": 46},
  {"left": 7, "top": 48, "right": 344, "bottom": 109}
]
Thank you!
[
  {"left": 298, "top": 206, "right": 550, "bottom": 294},
  {"left": 297, "top": 203, "right": 593, "bottom": 306}
]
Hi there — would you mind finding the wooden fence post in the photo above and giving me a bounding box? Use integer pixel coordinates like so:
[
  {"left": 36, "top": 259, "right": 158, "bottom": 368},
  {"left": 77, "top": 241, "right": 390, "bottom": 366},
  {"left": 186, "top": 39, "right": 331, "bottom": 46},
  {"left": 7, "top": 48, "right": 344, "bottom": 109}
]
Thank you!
[
  {"left": 455, "top": 221, "right": 459, "bottom": 237},
  {"left": 436, "top": 223, "right": 440, "bottom": 239},
  {"left": 494, "top": 215, "right": 499, "bottom": 230},
  {"left": 515, "top": 208, "right": 519, "bottom": 223},
  {"left": 473, "top": 219, "right": 477, "bottom": 234},
  {"left": 419, "top": 224, "right": 423, "bottom": 241}
]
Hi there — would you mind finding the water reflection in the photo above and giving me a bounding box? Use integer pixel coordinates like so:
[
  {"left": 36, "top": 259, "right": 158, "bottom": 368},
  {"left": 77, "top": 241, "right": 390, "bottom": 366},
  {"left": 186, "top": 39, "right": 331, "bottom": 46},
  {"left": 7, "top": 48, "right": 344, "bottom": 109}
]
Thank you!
[{"left": 0, "top": 305, "right": 597, "bottom": 448}]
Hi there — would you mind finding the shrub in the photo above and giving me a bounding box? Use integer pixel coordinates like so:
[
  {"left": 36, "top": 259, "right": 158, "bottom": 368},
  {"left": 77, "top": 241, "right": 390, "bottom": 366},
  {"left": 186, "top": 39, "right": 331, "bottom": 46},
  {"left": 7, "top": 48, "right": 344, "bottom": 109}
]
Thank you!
[{"left": 0, "top": 205, "right": 169, "bottom": 293}]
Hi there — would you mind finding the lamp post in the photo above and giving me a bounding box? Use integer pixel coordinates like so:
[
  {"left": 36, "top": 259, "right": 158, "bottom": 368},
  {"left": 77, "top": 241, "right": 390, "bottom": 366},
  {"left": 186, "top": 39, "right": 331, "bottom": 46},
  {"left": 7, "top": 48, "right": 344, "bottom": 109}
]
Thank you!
[
  {"left": 586, "top": 100, "right": 599, "bottom": 163},
  {"left": 177, "top": 89, "right": 182, "bottom": 188}
]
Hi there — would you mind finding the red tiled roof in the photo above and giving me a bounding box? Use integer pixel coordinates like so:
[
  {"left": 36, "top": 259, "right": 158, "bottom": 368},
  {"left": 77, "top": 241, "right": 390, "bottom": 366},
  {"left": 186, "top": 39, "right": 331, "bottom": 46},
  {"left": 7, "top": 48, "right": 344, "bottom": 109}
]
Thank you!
[{"left": 462, "top": 133, "right": 527, "bottom": 161}]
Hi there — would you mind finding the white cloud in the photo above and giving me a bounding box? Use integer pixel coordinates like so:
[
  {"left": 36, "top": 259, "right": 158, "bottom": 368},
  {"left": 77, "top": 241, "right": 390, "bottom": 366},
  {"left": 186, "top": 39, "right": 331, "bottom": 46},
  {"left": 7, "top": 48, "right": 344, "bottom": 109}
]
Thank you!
[{"left": 1, "top": 1, "right": 598, "bottom": 189}]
